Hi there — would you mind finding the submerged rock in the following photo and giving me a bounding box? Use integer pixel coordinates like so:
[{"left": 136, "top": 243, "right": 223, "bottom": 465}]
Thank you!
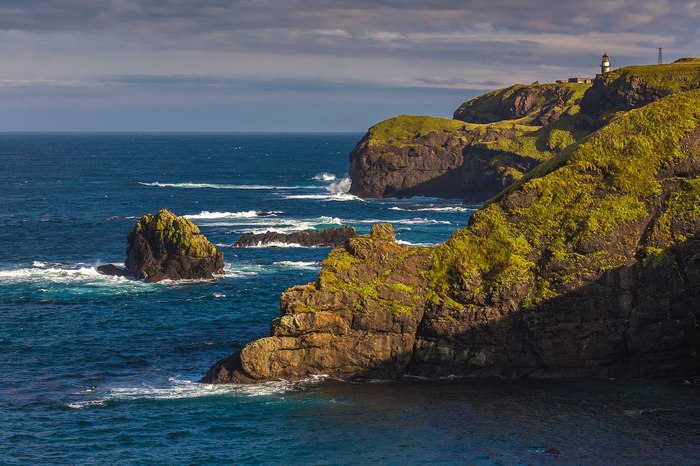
[
  {"left": 96, "top": 264, "right": 130, "bottom": 277},
  {"left": 125, "top": 208, "right": 224, "bottom": 282},
  {"left": 234, "top": 226, "right": 357, "bottom": 248}
]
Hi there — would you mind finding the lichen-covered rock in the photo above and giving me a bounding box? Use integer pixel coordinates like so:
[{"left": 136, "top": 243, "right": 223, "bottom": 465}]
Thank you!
[
  {"left": 203, "top": 224, "right": 432, "bottom": 382},
  {"left": 206, "top": 89, "right": 700, "bottom": 383},
  {"left": 234, "top": 226, "right": 356, "bottom": 248},
  {"left": 126, "top": 208, "right": 224, "bottom": 282}
]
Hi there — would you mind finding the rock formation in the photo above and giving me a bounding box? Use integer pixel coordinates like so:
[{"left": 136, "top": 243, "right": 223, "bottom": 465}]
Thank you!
[
  {"left": 234, "top": 226, "right": 357, "bottom": 248},
  {"left": 348, "top": 83, "right": 593, "bottom": 201},
  {"left": 205, "top": 87, "right": 700, "bottom": 383},
  {"left": 125, "top": 208, "right": 224, "bottom": 282}
]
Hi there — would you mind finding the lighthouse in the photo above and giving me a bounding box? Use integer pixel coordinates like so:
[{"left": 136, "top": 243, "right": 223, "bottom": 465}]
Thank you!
[{"left": 601, "top": 52, "right": 610, "bottom": 75}]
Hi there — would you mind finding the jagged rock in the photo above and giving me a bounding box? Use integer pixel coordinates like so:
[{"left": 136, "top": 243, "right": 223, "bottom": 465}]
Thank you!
[
  {"left": 125, "top": 208, "right": 224, "bottom": 282},
  {"left": 203, "top": 224, "right": 432, "bottom": 383},
  {"left": 206, "top": 89, "right": 700, "bottom": 383},
  {"left": 234, "top": 226, "right": 357, "bottom": 248}
]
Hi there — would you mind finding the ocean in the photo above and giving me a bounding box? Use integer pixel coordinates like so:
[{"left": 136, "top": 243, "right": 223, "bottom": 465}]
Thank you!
[{"left": 1, "top": 133, "right": 698, "bottom": 465}]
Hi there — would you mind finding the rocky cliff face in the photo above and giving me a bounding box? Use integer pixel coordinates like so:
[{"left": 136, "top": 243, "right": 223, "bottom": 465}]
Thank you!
[
  {"left": 347, "top": 116, "right": 525, "bottom": 200},
  {"left": 453, "top": 82, "right": 589, "bottom": 125},
  {"left": 348, "top": 81, "right": 593, "bottom": 201},
  {"left": 126, "top": 208, "right": 224, "bottom": 282},
  {"left": 205, "top": 89, "right": 700, "bottom": 383}
]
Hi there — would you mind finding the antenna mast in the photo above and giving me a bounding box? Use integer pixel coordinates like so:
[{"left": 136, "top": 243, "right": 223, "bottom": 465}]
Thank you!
[{"left": 658, "top": 47, "right": 663, "bottom": 65}]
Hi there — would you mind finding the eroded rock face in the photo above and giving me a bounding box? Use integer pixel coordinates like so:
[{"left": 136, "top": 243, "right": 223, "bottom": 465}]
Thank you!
[
  {"left": 203, "top": 224, "right": 432, "bottom": 383},
  {"left": 234, "top": 226, "right": 357, "bottom": 248},
  {"left": 125, "top": 209, "right": 224, "bottom": 282},
  {"left": 205, "top": 90, "right": 700, "bottom": 383},
  {"left": 348, "top": 125, "right": 523, "bottom": 201}
]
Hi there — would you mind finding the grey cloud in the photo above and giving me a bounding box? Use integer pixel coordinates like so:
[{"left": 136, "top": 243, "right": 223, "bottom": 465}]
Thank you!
[{"left": 0, "top": 0, "right": 697, "bottom": 37}]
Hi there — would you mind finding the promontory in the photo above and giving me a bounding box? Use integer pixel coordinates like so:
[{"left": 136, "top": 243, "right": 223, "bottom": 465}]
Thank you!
[{"left": 205, "top": 59, "right": 700, "bottom": 383}]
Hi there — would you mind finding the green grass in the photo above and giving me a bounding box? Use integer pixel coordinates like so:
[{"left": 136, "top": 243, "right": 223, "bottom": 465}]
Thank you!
[
  {"left": 366, "top": 115, "right": 475, "bottom": 146},
  {"left": 429, "top": 89, "right": 700, "bottom": 308},
  {"left": 453, "top": 82, "right": 591, "bottom": 124}
]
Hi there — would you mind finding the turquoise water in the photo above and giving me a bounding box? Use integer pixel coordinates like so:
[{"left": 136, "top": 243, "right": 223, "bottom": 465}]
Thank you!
[{"left": 1, "top": 133, "right": 698, "bottom": 464}]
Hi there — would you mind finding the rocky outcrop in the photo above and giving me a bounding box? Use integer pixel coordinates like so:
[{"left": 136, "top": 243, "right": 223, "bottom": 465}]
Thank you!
[
  {"left": 234, "top": 226, "right": 357, "bottom": 248},
  {"left": 204, "top": 224, "right": 432, "bottom": 382},
  {"left": 453, "top": 82, "right": 590, "bottom": 125},
  {"left": 581, "top": 58, "right": 700, "bottom": 117},
  {"left": 125, "top": 208, "right": 224, "bottom": 282},
  {"left": 347, "top": 112, "right": 589, "bottom": 201},
  {"left": 205, "top": 89, "right": 700, "bottom": 383}
]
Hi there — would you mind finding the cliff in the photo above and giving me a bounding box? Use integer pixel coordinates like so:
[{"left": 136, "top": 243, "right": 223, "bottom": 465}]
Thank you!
[
  {"left": 349, "top": 60, "right": 700, "bottom": 202},
  {"left": 126, "top": 208, "right": 224, "bottom": 282},
  {"left": 205, "top": 89, "right": 700, "bottom": 383},
  {"left": 349, "top": 83, "right": 593, "bottom": 201}
]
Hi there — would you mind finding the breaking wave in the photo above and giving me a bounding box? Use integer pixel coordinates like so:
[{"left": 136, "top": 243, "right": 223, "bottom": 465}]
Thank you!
[
  {"left": 272, "top": 261, "right": 322, "bottom": 270},
  {"left": 66, "top": 377, "right": 294, "bottom": 409},
  {"left": 389, "top": 206, "right": 472, "bottom": 213},
  {"left": 312, "top": 172, "right": 337, "bottom": 181},
  {"left": 184, "top": 210, "right": 281, "bottom": 220},
  {"left": 139, "top": 181, "right": 307, "bottom": 190}
]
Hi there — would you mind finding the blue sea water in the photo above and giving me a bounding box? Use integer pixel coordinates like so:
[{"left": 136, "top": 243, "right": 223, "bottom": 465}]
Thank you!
[{"left": 1, "top": 133, "right": 698, "bottom": 465}]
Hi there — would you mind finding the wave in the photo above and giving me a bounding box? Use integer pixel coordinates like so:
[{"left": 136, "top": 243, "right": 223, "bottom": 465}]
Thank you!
[
  {"left": 326, "top": 176, "right": 351, "bottom": 194},
  {"left": 312, "top": 172, "right": 337, "bottom": 181},
  {"left": 389, "top": 206, "right": 472, "bottom": 213},
  {"left": 396, "top": 239, "right": 439, "bottom": 247},
  {"left": 234, "top": 241, "right": 310, "bottom": 248},
  {"left": 283, "top": 193, "right": 360, "bottom": 202},
  {"left": 139, "top": 181, "right": 308, "bottom": 190},
  {"left": 352, "top": 218, "right": 452, "bottom": 225},
  {"left": 272, "top": 261, "right": 322, "bottom": 270},
  {"left": 0, "top": 263, "right": 128, "bottom": 285},
  {"left": 66, "top": 377, "right": 294, "bottom": 409},
  {"left": 184, "top": 210, "right": 281, "bottom": 220}
]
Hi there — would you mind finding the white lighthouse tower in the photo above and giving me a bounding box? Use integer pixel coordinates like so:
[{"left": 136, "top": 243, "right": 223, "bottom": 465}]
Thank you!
[{"left": 601, "top": 52, "right": 610, "bottom": 75}]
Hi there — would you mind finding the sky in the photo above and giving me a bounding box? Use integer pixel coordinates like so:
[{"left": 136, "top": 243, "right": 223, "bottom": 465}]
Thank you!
[{"left": 1, "top": 0, "right": 698, "bottom": 132}]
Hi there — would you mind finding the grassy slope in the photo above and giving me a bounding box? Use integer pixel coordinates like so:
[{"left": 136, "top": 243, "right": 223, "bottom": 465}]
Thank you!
[
  {"left": 429, "top": 89, "right": 700, "bottom": 308},
  {"left": 453, "top": 82, "right": 590, "bottom": 124}
]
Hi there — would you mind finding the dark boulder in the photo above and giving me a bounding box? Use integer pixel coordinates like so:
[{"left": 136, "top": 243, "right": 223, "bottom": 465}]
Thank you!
[{"left": 234, "top": 226, "right": 357, "bottom": 248}]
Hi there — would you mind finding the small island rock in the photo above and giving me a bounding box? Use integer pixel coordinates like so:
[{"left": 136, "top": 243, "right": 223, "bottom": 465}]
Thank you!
[{"left": 125, "top": 208, "right": 224, "bottom": 282}]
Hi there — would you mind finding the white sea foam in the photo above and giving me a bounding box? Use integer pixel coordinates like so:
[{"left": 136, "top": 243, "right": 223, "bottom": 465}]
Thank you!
[
  {"left": 139, "top": 181, "right": 307, "bottom": 190},
  {"left": 312, "top": 172, "right": 337, "bottom": 181},
  {"left": 327, "top": 176, "right": 352, "bottom": 194},
  {"left": 282, "top": 193, "right": 360, "bottom": 201},
  {"left": 352, "top": 218, "right": 452, "bottom": 225},
  {"left": 389, "top": 206, "right": 471, "bottom": 213},
  {"left": 273, "top": 261, "right": 321, "bottom": 270},
  {"left": 243, "top": 241, "right": 309, "bottom": 248},
  {"left": 184, "top": 210, "right": 268, "bottom": 220},
  {"left": 66, "top": 377, "right": 294, "bottom": 409},
  {"left": 396, "top": 239, "right": 439, "bottom": 247}
]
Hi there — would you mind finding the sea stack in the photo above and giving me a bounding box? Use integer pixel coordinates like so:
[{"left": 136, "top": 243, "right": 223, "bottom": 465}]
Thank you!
[{"left": 125, "top": 208, "right": 224, "bottom": 282}]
